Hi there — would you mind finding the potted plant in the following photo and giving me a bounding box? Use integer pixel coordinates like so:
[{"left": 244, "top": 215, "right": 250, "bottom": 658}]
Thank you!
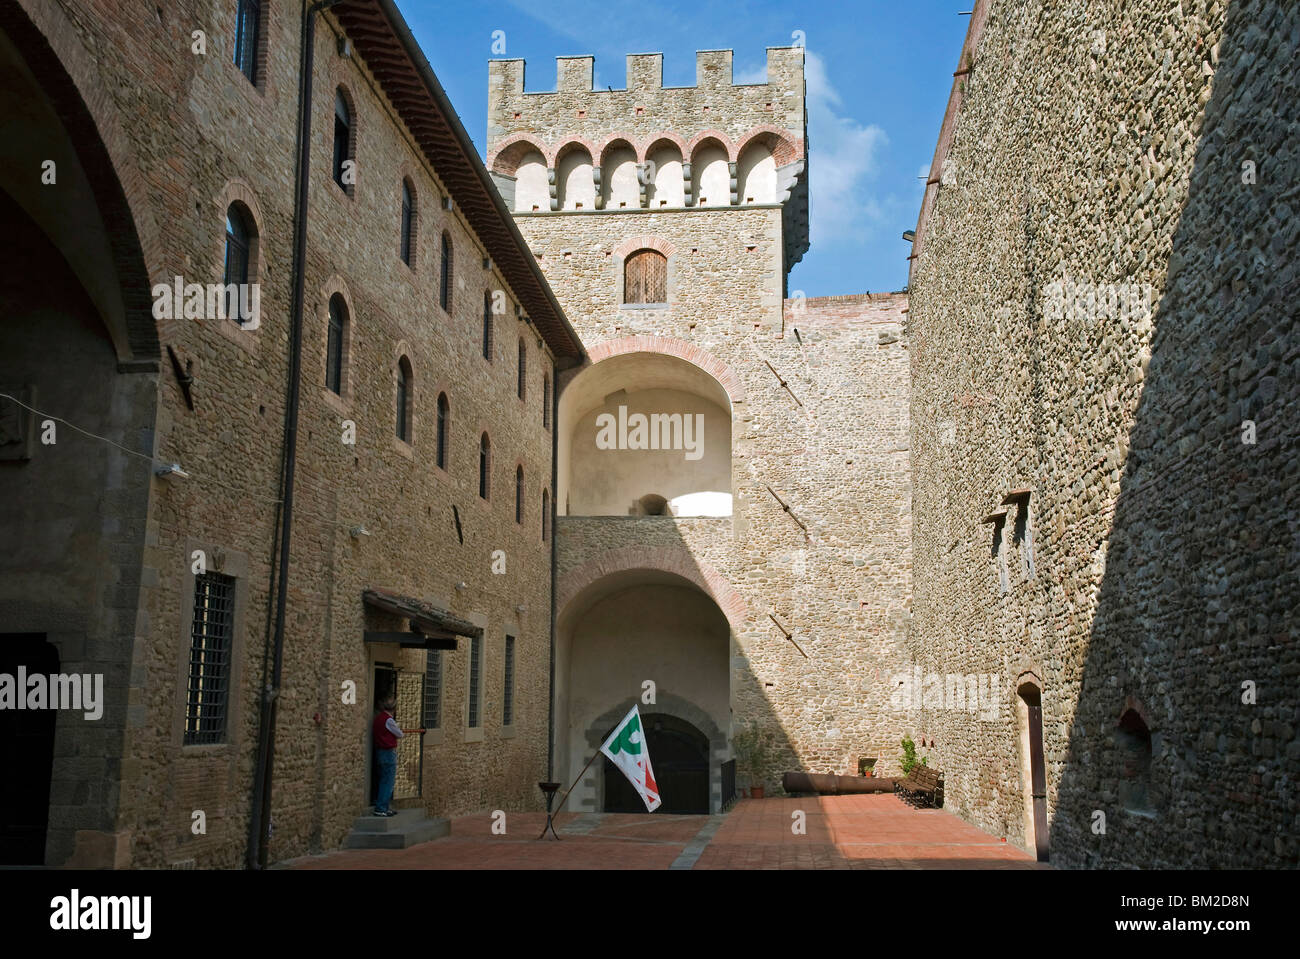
[{"left": 732, "top": 721, "right": 776, "bottom": 799}]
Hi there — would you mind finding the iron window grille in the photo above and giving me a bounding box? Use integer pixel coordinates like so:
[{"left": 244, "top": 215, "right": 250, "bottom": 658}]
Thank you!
[
  {"left": 468, "top": 636, "right": 482, "bottom": 727},
  {"left": 423, "top": 649, "right": 442, "bottom": 730},
  {"left": 185, "top": 571, "right": 236, "bottom": 745},
  {"left": 503, "top": 636, "right": 516, "bottom": 726}
]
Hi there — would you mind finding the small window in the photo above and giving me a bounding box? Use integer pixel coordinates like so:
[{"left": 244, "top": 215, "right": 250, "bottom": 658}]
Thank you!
[
  {"left": 333, "top": 89, "right": 352, "bottom": 191},
  {"left": 542, "top": 374, "right": 551, "bottom": 428},
  {"left": 396, "top": 356, "right": 412, "bottom": 442},
  {"left": 326, "top": 294, "right": 346, "bottom": 395},
  {"left": 1117, "top": 710, "right": 1153, "bottom": 813},
  {"left": 515, "top": 466, "right": 524, "bottom": 524},
  {"left": 503, "top": 635, "right": 516, "bottom": 727},
  {"left": 482, "top": 291, "right": 494, "bottom": 361},
  {"left": 467, "top": 635, "right": 482, "bottom": 728},
  {"left": 223, "top": 204, "right": 255, "bottom": 326},
  {"left": 517, "top": 338, "right": 527, "bottom": 400},
  {"left": 423, "top": 649, "right": 442, "bottom": 730},
  {"left": 233, "top": 0, "right": 262, "bottom": 85},
  {"left": 542, "top": 489, "right": 550, "bottom": 542},
  {"left": 400, "top": 179, "right": 416, "bottom": 266},
  {"left": 436, "top": 392, "right": 449, "bottom": 469},
  {"left": 1013, "top": 501, "right": 1036, "bottom": 580},
  {"left": 185, "top": 571, "right": 236, "bottom": 745},
  {"left": 479, "top": 433, "right": 491, "bottom": 500},
  {"left": 624, "top": 248, "right": 667, "bottom": 304},
  {"left": 440, "top": 232, "right": 453, "bottom": 312}
]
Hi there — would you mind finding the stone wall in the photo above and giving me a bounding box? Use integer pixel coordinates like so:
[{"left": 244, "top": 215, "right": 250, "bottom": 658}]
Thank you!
[
  {"left": 5, "top": 0, "right": 568, "bottom": 867},
  {"left": 907, "top": 0, "right": 1299, "bottom": 866}
]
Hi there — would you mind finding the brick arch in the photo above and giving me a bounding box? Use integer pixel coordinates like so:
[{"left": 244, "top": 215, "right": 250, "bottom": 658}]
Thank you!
[
  {"left": 735, "top": 125, "right": 804, "bottom": 167},
  {"left": 488, "top": 133, "right": 549, "bottom": 175},
  {"left": 553, "top": 137, "right": 598, "bottom": 167},
  {"left": 8, "top": 0, "right": 165, "bottom": 360},
  {"left": 585, "top": 335, "right": 746, "bottom": 404},
  {"left": 597, "top": 133, "right": 640, "bottom": 165},
  {"left": 686, "top": 129, "right": 735, "bottom": 162},
  {"left": 558, "top": 547, "right": 748, "bottom": 632},
  {"left": 640, "top": 133, "right": 687, "bottom": 163},
  {"left": 611, "top": 234, "right": 678, "bottom": 260}
]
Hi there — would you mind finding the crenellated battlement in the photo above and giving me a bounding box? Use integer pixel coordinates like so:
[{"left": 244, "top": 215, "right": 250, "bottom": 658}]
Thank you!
[{"left": 488, "top": 47, "right": 805, "bottom": 157}]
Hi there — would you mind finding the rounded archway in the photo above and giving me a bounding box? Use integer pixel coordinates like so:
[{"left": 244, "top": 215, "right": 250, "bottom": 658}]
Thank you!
[{"left": 557, "top": 348, "right": 736, "bottom": 517}]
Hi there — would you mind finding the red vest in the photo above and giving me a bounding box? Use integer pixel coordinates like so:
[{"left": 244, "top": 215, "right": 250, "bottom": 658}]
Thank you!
[{"left": 373, "top": 711, "right": 398, "bottom": 749}]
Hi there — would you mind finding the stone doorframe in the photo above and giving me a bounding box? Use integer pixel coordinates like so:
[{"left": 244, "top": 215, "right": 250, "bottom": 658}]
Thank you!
[{"left": 581, "top": 692, "right": 726, "bottom": 814}]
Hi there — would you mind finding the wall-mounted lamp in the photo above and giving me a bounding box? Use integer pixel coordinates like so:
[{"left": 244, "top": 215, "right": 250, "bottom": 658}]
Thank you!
[
  {"left": 902, "top": 230, "right": 916, "bottom": 243},
  {"left": 154, "top": 463, "right": 189, "bottom": 480},
  {"left": 349, "top": 525, "right": 370, "bottom": 538}
]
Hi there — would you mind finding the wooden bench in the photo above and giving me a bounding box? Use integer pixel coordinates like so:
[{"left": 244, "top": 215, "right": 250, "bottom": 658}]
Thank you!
[{"left": 895, "top": 765, "right": 943, "bottom": 807}]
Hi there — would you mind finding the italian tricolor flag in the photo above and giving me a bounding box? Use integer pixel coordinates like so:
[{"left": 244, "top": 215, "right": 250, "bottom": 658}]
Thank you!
[{"left": 600, "top": 705, "right": 661, "bottom": 812}]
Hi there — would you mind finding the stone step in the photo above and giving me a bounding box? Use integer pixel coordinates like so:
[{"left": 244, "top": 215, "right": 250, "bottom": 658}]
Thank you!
[
  {"left": 350, "top": 808, "right": 429, "bottom": 833},
  {"left": 344, "top": 811, "right": 450, "bottom": 849}
]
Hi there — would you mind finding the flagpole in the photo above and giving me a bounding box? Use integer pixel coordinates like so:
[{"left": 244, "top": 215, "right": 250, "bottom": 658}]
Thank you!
[{"left": 537, "top": 749, "right": 603, "bottom": 840}]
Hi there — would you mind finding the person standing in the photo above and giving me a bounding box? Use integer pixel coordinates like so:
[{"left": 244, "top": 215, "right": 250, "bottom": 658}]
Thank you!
[{"left": 373, "top": 697, "right": 404, "bottom": 817}]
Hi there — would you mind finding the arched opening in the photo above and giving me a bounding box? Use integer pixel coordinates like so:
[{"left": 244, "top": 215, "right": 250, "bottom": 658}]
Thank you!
[
  {"left": 634, "top": 493, "right": 669, "bottom": 516},
  {"left": 557, "top": 351, "right": 733, "bottom": 517},
  {"left": 325, "top": 293, "right": 347, "bottom": 395},
  {"left": 395, "top": 356, "right": 412, "bottom": 442},
  {"left": 0, "top": 9, "right": 161, "bottom": 865},
  {"left": 557, "top": 567, "right": 731, "bottom": 815},
  {"left": 737, "top": 141, "right": 776, "bottom": 203},
  {"left": 1117, "top": 708, "right": 1153, "bottom": 814},
  {"left": 514, "top": 149, "right": 549, "bottom": 212},
  {"left": 436, "top": 392, "right": 449, "bottom": 469},
  {"left": 439, "top": 231, "right": 452, "bottom": 313},
  {"left": 645, "top": 139, "right": 684, "bottom": 208},
  {"left": 600, "top": 141, "right": 638, "bottom": 210},
  {"left": 399, "top": 178, "right": 416, "bottom": 266},
  {"left": 556, "top": 144, "right": 595, "bottom": 210},
  {"left": 692, "top": 141, "right": 729, "bottom": 207},
  {"left": 623, "top": 248, "right": 667, "bottom": 305},
  {"left": 602, "top": 713, "right": 709, "bottom": 814},
  {"left": 479, "top": 432, "right": 491, "bottom": 499},
  {"left": 333, "top": 87, "right": 354, "bottom": 193},
  {"left": 1017, "top": 680, "right": 1049, "bottom": 862}
]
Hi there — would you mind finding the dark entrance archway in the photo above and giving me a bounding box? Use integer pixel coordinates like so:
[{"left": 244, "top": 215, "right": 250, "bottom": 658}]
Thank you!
[
  {"left": 602, "top": 713, "right": 709, "bottom": 814},
  {"left": 0, "top": 634, "right": 58, "bottom": 864}
]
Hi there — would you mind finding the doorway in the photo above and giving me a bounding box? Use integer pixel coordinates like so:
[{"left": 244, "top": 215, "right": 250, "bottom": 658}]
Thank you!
[
  {"left": 603, "top": 713, "right": 709, "bottom": 814},
  {"left": 0, "top": 634, "right": 59, "bottom": 865},
  {"left": 368, "top": 663, "right": 423, "bottom": 808},
  {"left": 1018, "top": 683, "right": 1049, "bottom": 862}
]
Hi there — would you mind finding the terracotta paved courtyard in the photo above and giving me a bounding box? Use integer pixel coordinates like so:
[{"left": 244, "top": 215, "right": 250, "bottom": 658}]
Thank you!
[{"left": 285, "top": 794, "right": 1043, "bottom": 870}]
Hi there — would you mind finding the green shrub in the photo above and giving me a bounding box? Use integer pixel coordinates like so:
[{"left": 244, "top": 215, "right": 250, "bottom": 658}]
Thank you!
[{"left": 900, "top": 736, "right": 929, "bottom": 775}]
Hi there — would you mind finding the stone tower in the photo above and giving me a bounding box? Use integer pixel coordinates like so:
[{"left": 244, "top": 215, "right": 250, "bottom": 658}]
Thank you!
[{"left": 488, "top": 49, "right": 912, "bottom": 812}]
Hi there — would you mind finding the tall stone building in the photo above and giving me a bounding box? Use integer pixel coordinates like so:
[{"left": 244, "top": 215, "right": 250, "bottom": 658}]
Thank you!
[
  {"left": 0, "top": 0, "right": 583, "bottom": 868},
  {"left": 906, "top": 0, "right": 1299, "bottom": 867},
  {"left": 487, "top": 51, "right": 913, "bottom": 812}
]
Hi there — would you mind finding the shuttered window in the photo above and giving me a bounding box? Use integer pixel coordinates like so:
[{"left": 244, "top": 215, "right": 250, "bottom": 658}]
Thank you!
[{"left": 623, "top": 249, "right": 667, "bottom": 304}]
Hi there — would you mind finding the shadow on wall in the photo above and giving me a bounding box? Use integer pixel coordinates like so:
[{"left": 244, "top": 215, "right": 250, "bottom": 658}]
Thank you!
[{"left": 1052, "top": 1, "right": 1299, "bottom": 868}]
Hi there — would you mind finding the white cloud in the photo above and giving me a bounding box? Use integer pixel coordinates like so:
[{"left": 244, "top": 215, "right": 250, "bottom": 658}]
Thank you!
[{"left": 804, "top": 50, "right": 888, "bottom": 243}]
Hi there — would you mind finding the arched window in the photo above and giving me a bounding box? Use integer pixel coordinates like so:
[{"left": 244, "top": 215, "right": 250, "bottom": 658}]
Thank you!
[
  {"left": 396, "top": 356, "right": 412, "bottom": 442},
  {"left": 624, "top": 249, "right": 667, "bottom": 304},
  {"left": 517, "top": 337, "right": 527, "bottom": 400},
  {"left": 479, "top": 433, "right": 491, "bottom": 500},
  {"left": 482, "top": 291, "right": 494, "bottom": 361},
  {"left": 224, "top": 203, "right": 254, "bottom": 326},
  {"left": 542, "top": 373, "right": 551, "bottom": 429},
  {"left": 1117, "top": 709, "right": 1153, "bottom": 813},
  {"left": 333, "top": 89, "right": 353, "bottom": 191},
  {"left": 326, "top": 294, "right": 347, "bottom": 395},
  {"left": 400, "top": 179, "right": 416, "bottom": 266},
  {"left": 541, "top": 489, "right": 550, "bottom": 542},
  {"left": 233, "top": 0, "right": 262, "bottom": 85},
  {"left": 440, "top": 232, "right": 453, "bottom": 312},
  {"left": 436, "top": 392, "right": 449, "bottom": 469},
  {"left": 515, "top": 466, "right": 524, "bottom": 524}
]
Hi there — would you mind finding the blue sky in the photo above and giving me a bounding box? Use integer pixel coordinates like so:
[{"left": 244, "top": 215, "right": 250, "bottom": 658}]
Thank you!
[{"left": 397, "top": 0, "right": 972, "bottom": 296}]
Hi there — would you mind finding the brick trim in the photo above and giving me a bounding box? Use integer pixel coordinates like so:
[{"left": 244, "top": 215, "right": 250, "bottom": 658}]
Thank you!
[
  {"left": 610, "top": 235, "right": 678, "bottom": 260},
  {"left": 686, "top": 129, "right": 735, "bottom": 161},
  {"left": 597, "top": 133, "right": 639, "bottom": 164},
  {"left": 585, "top": 335, "right": 745, "bottom": 404},
  {"left": 553, "top": 137, "right": 598, "bottom": 167},
  {"left": 487, "top": 133, "right": 548, "bottom": 174},
  {"left": 558, "top": 547, "right": 748, "bottom": 632},
  {"left": 640, "top": 133, "right": 688, "bottom": 164},
  {"left": 735, "top": 125, "right": 804, "bottom": 166}
]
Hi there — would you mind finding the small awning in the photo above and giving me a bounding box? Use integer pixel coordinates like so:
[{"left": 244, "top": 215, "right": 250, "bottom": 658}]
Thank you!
[{"left": 362, "top": 587, "right": 483, "bottom": 650}]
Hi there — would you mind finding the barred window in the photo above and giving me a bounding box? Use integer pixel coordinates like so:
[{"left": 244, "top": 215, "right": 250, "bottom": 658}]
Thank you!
[
  {"left": 423, "top": 649, "right": 442, "bottom": 730},
  {"left": 440, "top": 232, "right": 453, "bottom": 312},
  {"left": 503, "top": 635, "right": 516, "bottom": 726},
  {"left": 542, "top": 374, "right": 551, "bottom": 428},
  {"left": 479, "top": 433, "right": 491, "bottom": 500},
  {"left": 436, "top": 392, "right": 449, "bottom": 469},
  {"left": 517, "top": 338, "right": 527, "bottom": 400},
  {"left": 515, "top": 466, "right": 524, "bottom": 524},
  {"left": 185, "top": 572, "right": 236, "bottom": 745},
  {"left": 468, "top": 635, "right": 482, "bottom": 728},
  {"left": 233, "top": 0, "right": 261, "bottom": 85},
  {"left": 400, "top": 179, "right": 416, "bottom": 266},
  {"left": 482, "top": 292, "right": 494, "bottom": 361}
]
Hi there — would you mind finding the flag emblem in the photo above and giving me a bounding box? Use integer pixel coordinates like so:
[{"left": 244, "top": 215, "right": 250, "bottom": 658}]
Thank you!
[{"left": 599, "top": 705, "right": 661, "bottom": 812}]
